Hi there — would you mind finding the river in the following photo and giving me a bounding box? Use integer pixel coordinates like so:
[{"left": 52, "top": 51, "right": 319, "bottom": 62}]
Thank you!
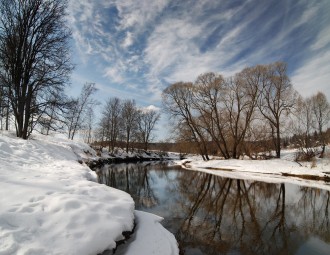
[{"left": 96, "top": 162, "right": 330, "bottom": 255}]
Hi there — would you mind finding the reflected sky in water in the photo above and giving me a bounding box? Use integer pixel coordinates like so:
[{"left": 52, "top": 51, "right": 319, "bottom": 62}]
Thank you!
[{"left": 96, "top": 162, "right": 330, "bottom": 255}]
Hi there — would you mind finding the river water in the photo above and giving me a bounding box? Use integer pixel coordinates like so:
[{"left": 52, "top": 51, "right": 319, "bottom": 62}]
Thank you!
[{"left": 96, "top": 162, "right": 330, "bottom": 255}]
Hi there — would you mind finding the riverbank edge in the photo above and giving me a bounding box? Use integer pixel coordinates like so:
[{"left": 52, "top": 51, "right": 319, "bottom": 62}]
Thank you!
[
  {"left": 86, "top": 154, "right": 181, "bottom": 169},
  {"left": 82, "top": 153, "right": 181, "bottom": 254},
  {"left": 176, "top": 156, "right": 330, "bottom": 191},
  {"left": 182, "top": 161, "right": 330, "bottom": 182}
]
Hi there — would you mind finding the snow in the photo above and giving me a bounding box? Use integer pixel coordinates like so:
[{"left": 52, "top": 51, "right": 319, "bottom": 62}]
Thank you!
[
  {"left": 97, "top": 147, "right": 179, "bottom": 161},
  {"left": 0, "top": 132, "right": 178, "bottom": 255},
  {"left": 116, "top": 211, "right": 179, "bottom": 255},
  {"left": 6, "top": 127, "right": 328, "bottom": 254},
  {"left": 174, "top": 148, "right": 330, "bottom": 191}
]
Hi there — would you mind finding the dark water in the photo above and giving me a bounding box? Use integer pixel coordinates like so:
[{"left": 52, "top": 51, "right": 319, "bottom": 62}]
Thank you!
[{"left": 96, "top": 162, "right": 330, "bottom": 255}]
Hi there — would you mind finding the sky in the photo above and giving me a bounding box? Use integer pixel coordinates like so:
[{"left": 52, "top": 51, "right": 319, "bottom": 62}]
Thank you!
[{"left": 67, "top": 0, "right": 330, "bottom": 140}]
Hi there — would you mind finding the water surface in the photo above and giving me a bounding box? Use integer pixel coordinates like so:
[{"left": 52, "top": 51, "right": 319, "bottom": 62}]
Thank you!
[{"left": 96, "top": 162, "right": 330, "bottom": 255}]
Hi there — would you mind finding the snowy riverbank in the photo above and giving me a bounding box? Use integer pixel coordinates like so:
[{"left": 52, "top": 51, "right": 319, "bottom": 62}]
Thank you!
[
  {"left": 0, "top": 132, "right": 178, "bottom": 255},
  {"left": 87, "top": 148, "right": 180, "bottom": 168},
  {"left": 174, "top": 148, "right": 330, "bottom": 191}
]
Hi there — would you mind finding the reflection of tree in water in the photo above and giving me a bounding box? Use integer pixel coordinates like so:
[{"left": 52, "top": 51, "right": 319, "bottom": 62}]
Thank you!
[
  {"left": 97, "top": 163, "right": 159, "bottom": 208},
  {"left": 97, "top": 164, "right": 330, "bottom": 255},
  {"left": 175, "top": 171, "right": 330, "bottom": 255},
  {"left": 297, "top": 187, "right": 330, "bottom": 242},
  {"left": 135, "top": 164, "right": 158, "bottom": 208}
]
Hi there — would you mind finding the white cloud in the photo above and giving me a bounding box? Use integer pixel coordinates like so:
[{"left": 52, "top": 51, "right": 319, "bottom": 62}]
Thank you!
[
  {"left": 122, "top": 31, "right": 134, "bottom": 48},
  {"left": 68, "top": 0, "right": 330, "bottom": 107},
  {"left": 140, "top": 105, "right": 161, "bottom": 113},
  {"left": 143, "top": 13, "right": 251, "bottom": 86},
  {"left": 103, "top": 66, "right": 124, "bottom": 84},
  {"left": 115, "top": 0, "right": 170, "bottom": 31},
  {"left": 291, "top": 50, "right": 330, "bottom": 100},
  {"left": 311, "top": 26, "right": 330, "bottom": 51}
]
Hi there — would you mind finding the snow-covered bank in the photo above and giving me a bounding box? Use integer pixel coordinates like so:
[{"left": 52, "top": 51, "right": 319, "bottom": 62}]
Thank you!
[
  {"left": 0, "top": 132, "right": 178, "bottom": 255},
  {"left": 115, "top": 211, "right": 179, "bottom": 255},
  {"left": 174, "top": 149, "right": 330, "bottom": 191},
  {"left": 87, "top": 148, "right": 180, "bottom": 168}
]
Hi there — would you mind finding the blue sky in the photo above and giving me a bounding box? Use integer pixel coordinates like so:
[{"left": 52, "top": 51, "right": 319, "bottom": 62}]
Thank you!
[{"left": 67, "top": 0, "right": 330, "bottom": 140}]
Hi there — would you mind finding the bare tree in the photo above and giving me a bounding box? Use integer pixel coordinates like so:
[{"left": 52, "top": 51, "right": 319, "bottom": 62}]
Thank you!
[
  {"left": 83, "top": 107, "right": 94, "bottom": 144},
  {"left": 258, "top": 62, "right": 297, "bottom": 158},
  {"left": 0, "top": 0, "right": 73, "bottom": 139},
  {"left": 162, "top": 82, "right": 209, "bottom": 160},
  {"left": 193, "top": 70, "right": 262, "bottom": 159},
  {"left": 193, "top": 73, "right": 229, "bottom": 158},
  {"left": 311, "top": 92, "right": 330, "bottom": 157},
  {"left": 223, "top": 68, "right": 261, "bottom": 158},
  {"left": 66, "top": 83, "right": 97, "bottom": 140},
  {"left": 122, "top": 99, "right": 139, "bottom": 153},
  {"left": 100, "top": 97, "right": 122, "bottom": 152},
  {"left": 137, "top": 108, "right": 160, "bottom": 151},
  {"left": 291, "top": 96, "right": 317, "bottom": 160}
]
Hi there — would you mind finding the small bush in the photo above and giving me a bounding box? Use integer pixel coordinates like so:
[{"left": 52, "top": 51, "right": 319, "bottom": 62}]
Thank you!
[{"left": 295, "top": 147, "right": 318, "bottom": 162}]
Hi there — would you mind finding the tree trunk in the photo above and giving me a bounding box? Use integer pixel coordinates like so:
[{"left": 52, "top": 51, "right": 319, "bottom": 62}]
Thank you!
[
  {"left": 320, "top": 144, "right": 325, "bottom": 158},
  {"left": 5, "top": 98, "right": 9, "bottom": 130},
  {"left": 126, "top": 131, "right": 130, "bottom": 153},
  {"left": 276, "top": 124, "right": 281, "bottom": 158}
]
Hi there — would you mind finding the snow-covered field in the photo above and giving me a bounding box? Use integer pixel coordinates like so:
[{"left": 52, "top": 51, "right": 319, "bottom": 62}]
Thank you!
[
  {"left": 175, "top": 148, "right": 330, "bottom": 191},
  {"left": 0, "top": 132, "right": 178, "bottom": 255}
]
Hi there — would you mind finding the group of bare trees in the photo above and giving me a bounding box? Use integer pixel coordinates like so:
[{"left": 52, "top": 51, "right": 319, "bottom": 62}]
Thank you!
[
  {"left": 163, "top": 62, "right": 329, "bottom": 160},
  {"left": 97, "top": 97, "right": 160, "bottom": 152},
  {"left": 291, "top": 92, "right": 330, "bottom": 159}
]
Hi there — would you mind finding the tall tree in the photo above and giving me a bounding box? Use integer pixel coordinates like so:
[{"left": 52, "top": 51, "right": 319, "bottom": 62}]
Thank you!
[
  {"left": 162, "top": 82, "right": 209, "bottom": 160},
  {"left": 193, "top": 72, "right": 230, "bottom": 158},
  {"left": 137, "top": 108, "right": 160, "bottom": 151},
  {"left": 100, "top": 97, "right": 122, "bottom": 152},
  {"left": 122, "top": 99, "right": 139, "bottom": 153},
  {"left": 292, "top": 96, "right": 316, "bottom": 160},
  {"left": 0, "top": 0, "right": 73, "bottom": 139},
  {"left": 223, "top": 68, "right": 261, "bottom": 158},
  {"left": 311, "top": 92, "right": 330, "bottom": 157},
  {"left": 257, "top": 62, "right": 297, "bottom": 158}
]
